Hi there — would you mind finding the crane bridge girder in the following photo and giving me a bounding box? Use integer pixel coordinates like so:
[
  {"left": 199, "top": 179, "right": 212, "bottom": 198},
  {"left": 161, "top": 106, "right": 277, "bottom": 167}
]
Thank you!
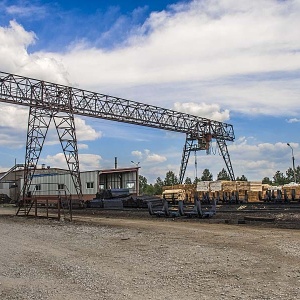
[{"left": 0, "top": 70, "right": 235, "bottom": 198}]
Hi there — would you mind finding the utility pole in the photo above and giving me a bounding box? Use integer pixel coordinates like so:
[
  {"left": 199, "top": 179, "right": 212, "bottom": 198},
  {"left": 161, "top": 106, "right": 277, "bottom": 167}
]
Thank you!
[
  {"left": 287, "top": 143, "right": 296, "bottom": 183},
  {"left": 131, "top": 161, "right": 140, "bottom": 195}
]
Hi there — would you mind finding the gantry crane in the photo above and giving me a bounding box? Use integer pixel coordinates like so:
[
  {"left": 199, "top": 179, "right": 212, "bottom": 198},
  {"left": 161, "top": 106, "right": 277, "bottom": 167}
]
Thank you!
[{"left": 0, "top": 71, "right": 235, "bottom": 203}]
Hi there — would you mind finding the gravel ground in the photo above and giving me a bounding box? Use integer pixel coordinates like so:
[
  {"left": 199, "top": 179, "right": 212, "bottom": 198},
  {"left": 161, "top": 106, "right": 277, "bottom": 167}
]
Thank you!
[{"left": 0, "top": 206, "right": 300, "bottom": 300}]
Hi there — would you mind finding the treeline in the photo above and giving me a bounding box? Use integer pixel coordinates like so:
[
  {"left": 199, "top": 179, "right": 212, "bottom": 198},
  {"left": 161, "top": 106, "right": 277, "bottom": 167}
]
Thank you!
[
  {"left": 139, "top": 168, "right": 247, "bottom": 195},
  {"left": 139, "top": 166, "right": 300, "bottom": 195},
  {"left": 262, "top": 166, "right": 300, "bottom": 186}
]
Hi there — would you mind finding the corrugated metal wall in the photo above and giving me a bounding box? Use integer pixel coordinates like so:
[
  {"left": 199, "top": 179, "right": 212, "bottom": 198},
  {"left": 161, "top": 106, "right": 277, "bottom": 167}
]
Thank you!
[
  {"left": 20, "top": 171, "right": 98, "bottom": 196},
  {"left": 0, "top": 182, "right": 10, "bottom": 196},
  {"left": 19, "top": 169, "right": 138, "bottom": 196}
]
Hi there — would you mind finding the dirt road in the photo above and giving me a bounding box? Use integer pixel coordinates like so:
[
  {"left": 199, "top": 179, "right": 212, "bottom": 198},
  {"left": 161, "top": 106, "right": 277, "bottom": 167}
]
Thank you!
[{"left": 0, "top": 206, "right": 300, "bottom": 299}]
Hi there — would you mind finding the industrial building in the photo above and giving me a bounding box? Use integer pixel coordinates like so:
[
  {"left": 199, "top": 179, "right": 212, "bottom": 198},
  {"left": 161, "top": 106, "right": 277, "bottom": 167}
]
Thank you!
[{"left": 0, "top": 165, "right": 139, "bottom": 202}]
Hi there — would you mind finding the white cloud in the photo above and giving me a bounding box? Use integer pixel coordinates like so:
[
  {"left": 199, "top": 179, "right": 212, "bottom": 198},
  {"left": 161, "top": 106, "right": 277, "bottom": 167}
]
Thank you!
[
  {"left": 0, "top": 103, "right": 28, "bottom": 148},
  {"left": 131, "top": 150, "right": 142, "bottom": 158},
  {"left": 227, "top": 140, "right": 299, "bottom": 180},
  {"left": 78, "top": 144, "right": 89, "bottom": 149},
  {"left": 41, "top": 153, "right": 102, "bottom": 171},
  {"left": 6, "top": 4, "right": 47, "bottom": 18},
  {"left": 146, "top": 153, "right": 167, "bottom": 163},
  {"left": 63, "top": 1, "right": 300, "bottom": 80},
  {"left": 0, "top": 104, "right": 28, "bottom": 130},
  {"left": 287, "top": 118, "right": 300, "bottom": 123},
  {"left": 0, "top": 103, "right": 101, "bottom": 148},
  {"left": 78, "top": 153, "right": 102, "bottom": 170},
  {"left": 75, "top": 117, "right": 102, "bottom": 141},
  {"left": 2, "top": 0, "right": 300, "bottom": 116},
  {"left": 131, "top": 149, "right": 167, "bottom": 164},
  {"left": 174, "top": 102, "right": 230, "bottom": 122},
  {"left": 0, "top": 20, "right": 69, "bottom": 83},
  {"left": 31, "top": 0, "right": 298, "bottom": 117}
]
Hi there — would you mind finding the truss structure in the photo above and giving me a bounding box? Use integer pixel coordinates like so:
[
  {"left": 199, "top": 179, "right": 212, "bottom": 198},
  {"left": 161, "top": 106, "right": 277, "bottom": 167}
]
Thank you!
[{"left": 0, "top": 71, "right": 235, "bottom": 195}]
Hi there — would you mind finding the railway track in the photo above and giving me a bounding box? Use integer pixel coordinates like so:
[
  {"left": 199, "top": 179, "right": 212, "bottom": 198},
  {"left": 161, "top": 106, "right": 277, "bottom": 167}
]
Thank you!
[{"left": 216, "top": 201, "right": 300, "bottom": 213}]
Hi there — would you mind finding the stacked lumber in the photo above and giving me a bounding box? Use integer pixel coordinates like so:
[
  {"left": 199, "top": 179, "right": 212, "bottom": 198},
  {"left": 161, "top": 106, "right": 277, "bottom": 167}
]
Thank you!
[
  {"left": 249, "top": 181, "right": 263, "bottom": 192},
  {"left": 163, "top": 184, "right": 196, "bottom": 202},
  {"left": 196, "top": 181, "right": 210, "bottom": 192},
  {"left": 222, "top": 181, "right": 237, "bottom": 192},
  {"left": 164, "top": 181, "right": 264, "bottom": 202},
  {"left": 247, "top": 191, "right": 261, "bottom": 202},
  {"left": 236, "top": 181, "right": 250, "bottom": 191},
  {"left": 210, "top": 181, "right": 223, "bottom": 192},
  {"left": 282, "top": 183, "right": 300, "bottom": 199}
]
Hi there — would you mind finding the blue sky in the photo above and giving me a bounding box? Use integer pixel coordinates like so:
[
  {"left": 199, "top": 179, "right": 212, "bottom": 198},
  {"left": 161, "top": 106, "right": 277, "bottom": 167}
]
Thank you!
[{"left": 0, "top": 0, "right": 300, "bottom": 183}]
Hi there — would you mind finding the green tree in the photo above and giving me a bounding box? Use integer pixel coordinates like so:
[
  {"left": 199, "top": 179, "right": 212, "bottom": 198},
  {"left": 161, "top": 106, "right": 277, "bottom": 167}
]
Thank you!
[
  {"left": 201, "top": 168, "right": 213, "bottom": 181},
  {"left": 184, "top": 177, "right": 192, "bottom": 184},
  {"left": 236, "top": 175, "right": 248, "bottom": 181},
  {"left": 164, "top": 171, "right": 179, "bottom": 186},
  {"left": 273, "top": 170, "right": 288, "bottom": 185},
  {"left": 286, "top": 166, "right": 300, "bottom": 183},
  {"left": 193, "top": 177, "right": 201, "bottom": 185},
  {"left": 153, "top": 177, "right": 163, "bottom": 195},
  {"left": 145, "top": 184, "right": 155, "bottom": 195},
  {"left": 217, "top": 168, "right": 231, "bottom": 180},
  {"left": 139, "top": 175, "right": 148, "bottom": 195},
  {"left": 262, "top": 177, "right": 272, "bottom": 184}
]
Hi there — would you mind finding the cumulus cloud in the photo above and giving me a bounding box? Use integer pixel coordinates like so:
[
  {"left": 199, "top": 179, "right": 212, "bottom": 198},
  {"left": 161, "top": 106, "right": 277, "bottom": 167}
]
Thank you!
[
  {"left": 41, "top": 153, "right": 102, "bottom": 171},
  {"left": 0, "top": 103, "right": 28, "bottom": 148},
  {"left": 78, "top": 153, "right": 102, "bottom": 170},
  {"left": 131, "top": 150, "right": 143, "bottom": 158},
  {"left": 131, "top": 149, "right": 167, "bottom": 163},
  {"left": 0, "top": 20, "right": 69, "bottom": 83},
  {"left": 174, "top": 102, "right": 230, "bottom": 122},
  {"left": 0, "top": 102, "right": 101, "bottom": 147},
  {"left": 78, "top": 144, "right": 89, "bottom": 150},
  {"left": 0, "top": 104, "right": 28, "bottom": 130},
  {"left": 146, "top": 153, "right": 167, "bottom": 163},
  {"left": 132, "top": 149, "right": 167, "bottom": 163},
  {"left": 62, "top": 1, "right": 300, "bottom": 78},
  {"left": 75, "top": 117, "right": 102, "bottom": 141},
  {"left": 29, "top": 0, "right": 297, "bottom": 117},
  {"left": 227, "top": 140, "right": 299, "bottom": 179}
]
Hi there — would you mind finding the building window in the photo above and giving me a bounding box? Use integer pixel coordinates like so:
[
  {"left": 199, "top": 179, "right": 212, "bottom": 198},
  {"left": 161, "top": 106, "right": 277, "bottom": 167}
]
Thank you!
[
  {"left": 35, "top": 184, "right": 41, "bottom": 191},
  {"left": 126, "top": 182, "right": 135, "bottom": 189},
  {"left": 86, "top": 182, "right": 94, "bottom": 189},
  {"left": 58, "top": 184, "right": 64, "bottom": 190}
]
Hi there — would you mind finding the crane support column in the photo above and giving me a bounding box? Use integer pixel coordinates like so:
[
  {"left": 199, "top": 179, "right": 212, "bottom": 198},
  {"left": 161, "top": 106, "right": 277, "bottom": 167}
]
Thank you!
[
  {"left": 179, "top": 134, "right": 197, "bottom": 184},
  {"left": 22, "top": 106, "right": 52, "bottom": 205},
  {"left": 54, "top": 112, "right": 82, "bottom": 200},
  {"left": 216, "top": 137, "right": 235, "bottom": 181}
]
